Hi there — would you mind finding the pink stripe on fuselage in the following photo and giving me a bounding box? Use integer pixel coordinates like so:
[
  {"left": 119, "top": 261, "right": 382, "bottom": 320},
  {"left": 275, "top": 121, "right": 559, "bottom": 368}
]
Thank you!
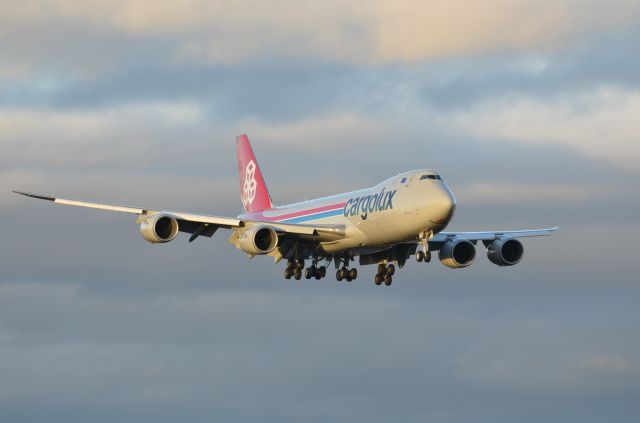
[{"left": 243, "top": 202, "right": 346, "bottom": 222}]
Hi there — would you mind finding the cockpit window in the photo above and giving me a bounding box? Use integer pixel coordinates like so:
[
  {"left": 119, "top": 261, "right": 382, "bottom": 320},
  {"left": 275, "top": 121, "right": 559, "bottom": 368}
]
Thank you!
[{"left": 420, "top": 174, "right": 441, "bottom": 180}]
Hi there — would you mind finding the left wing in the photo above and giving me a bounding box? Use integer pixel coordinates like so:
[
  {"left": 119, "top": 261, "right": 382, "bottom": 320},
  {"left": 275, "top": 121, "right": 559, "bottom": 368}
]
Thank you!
[{"left": 12, "top": 191, "right": 345, "bottom": 241}]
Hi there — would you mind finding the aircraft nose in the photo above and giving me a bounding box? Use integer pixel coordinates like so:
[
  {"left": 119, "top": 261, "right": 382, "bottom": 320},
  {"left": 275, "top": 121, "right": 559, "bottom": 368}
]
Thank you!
[{"left": 431, "top": 184, "right": 456, "bottom": 225}]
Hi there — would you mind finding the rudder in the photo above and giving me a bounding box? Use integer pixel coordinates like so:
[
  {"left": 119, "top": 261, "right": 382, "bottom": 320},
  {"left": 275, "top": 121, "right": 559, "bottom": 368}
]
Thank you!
[{"left": 236, "top": 134, "right": 274, "bottom": 213}]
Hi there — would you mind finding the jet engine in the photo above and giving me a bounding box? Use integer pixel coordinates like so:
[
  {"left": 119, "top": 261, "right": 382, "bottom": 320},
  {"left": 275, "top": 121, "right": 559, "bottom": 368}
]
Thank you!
[
  {"left": 439, "top": 239, "right": 476, "bottom": 268},
  {"left": 238, "top": 225, "right": 279, "bottom": 255},
  {"left": 487, "top": 238, "right": 523, "bottom": 266},
  {"left": 140, "top": 213, "right": 179, "bottom": 243}
]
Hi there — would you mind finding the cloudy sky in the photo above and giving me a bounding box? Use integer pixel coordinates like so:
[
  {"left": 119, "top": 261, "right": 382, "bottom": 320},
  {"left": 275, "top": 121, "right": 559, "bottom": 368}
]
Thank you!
[{"left": 1, "top": 1, "right": 640, "bottom": 422}]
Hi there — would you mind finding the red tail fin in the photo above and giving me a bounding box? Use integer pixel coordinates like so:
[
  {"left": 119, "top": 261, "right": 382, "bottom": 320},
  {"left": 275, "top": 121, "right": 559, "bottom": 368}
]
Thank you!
[{"left": 236, "top": 134, "right": 274, "bottom": 213}]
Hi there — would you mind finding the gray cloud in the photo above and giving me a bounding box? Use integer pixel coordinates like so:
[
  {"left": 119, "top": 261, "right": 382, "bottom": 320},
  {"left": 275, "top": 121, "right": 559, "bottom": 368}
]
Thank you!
[{"left": 1, "top": 281, "right": 638, "bottom": 423}]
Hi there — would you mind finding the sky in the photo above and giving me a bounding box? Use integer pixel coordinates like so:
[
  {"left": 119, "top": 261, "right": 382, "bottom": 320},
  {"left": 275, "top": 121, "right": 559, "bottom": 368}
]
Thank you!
[{"left": 1, "top": 1, "right": 640, "bottom": 422}]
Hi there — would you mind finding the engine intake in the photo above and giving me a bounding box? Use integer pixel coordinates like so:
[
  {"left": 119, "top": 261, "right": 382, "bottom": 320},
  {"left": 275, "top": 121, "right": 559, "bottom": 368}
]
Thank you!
[
  {"left": 238, "top": 225, "right": 279, "bottom": 255},
  {"left": 439, "top": 239, "right": 476, "bottom": 268},
  {"left": 140, "top": 213, "right": 179, "bottom": 243},
  {"left": 487, "top": 238, "right": 523, "bottom": 266}
]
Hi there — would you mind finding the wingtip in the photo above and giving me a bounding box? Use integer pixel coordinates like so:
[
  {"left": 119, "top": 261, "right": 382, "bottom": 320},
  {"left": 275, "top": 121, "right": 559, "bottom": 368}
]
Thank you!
[{"left": 12, "top": 191, "right": 55, "bottom": 201}]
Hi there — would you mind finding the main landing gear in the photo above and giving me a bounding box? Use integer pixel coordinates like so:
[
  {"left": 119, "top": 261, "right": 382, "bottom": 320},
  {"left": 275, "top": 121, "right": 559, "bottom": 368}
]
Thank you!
[
  {"left": 335, "top": 257, "right": 358, "bottom": 282},
  {"left": 284, "top": 259, "right": 304, "bottom": 280},
  {"left": 305, "top": 264, "right": 327, "bottom": 280},
  {"left": 336, "top": 267, "right": 357, "bottom": 282},
  {"left": 285, "top": 258, "right": 328, "bottom": 281},
  {"left": 374, "top": 263, "right": 395, "bottom": 286}
]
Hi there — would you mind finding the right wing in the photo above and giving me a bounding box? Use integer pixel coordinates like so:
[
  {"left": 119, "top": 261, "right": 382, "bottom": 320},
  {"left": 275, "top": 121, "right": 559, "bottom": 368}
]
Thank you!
[
  {"left": 430, "top": 227, "right": 559, "bottom": 244},
  {"left": 12, "top": 191, "right": 345, "bottom": 241}
]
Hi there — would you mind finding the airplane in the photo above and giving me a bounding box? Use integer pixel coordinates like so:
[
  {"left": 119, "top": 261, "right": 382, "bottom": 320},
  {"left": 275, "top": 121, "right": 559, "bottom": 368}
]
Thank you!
[{"left": 14, "top": 134, "right": 557, "bottom": 286}]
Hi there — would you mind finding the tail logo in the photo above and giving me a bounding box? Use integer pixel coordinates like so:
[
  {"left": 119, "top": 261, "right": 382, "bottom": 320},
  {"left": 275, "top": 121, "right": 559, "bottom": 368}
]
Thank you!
[{"left": 242, "top": 160, "right": 257, "bottom": 207}]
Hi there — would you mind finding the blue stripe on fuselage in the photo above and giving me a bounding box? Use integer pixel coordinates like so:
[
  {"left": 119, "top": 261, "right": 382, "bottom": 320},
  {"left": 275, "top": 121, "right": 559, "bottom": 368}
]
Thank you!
[{"left": 278, "top": 208, "right": 343, "bottom": 223}]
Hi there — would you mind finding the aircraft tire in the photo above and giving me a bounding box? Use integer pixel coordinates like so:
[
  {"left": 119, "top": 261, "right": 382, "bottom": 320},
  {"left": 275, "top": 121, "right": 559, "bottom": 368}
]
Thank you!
[
  {"left": 284, "top": 269, "right": 293, "bottom": 279},
  {"left": 336, "top": 270, "right": 343, "bottom": 281},
  {"left": 416, "top": 251, "right": 425, "bottom": 262},
  {"left": 425, "top": 251, "right": 432, "bottom": 263},
  {"left": 305, "top": 268, "right": 312, "bottom": 279},
  {"left": 377, "top": 263, "right": 386, "bottom": 274},
  {"left": 374, "top": 274, "right": 383, "bottom": 285},
  {"left": 384, "top": 274, "right": 392, "bottom": 286},
  {"left": 294, "top": 269, "right": 302, "bottom": 280},
  {"left": 319, "top": 266, "right": 326, "bottom": 278},
  {"left": 387, "top": 264, "right": 395, "bottom": 275},
  {"left": 349, "top": 268, "right": 358, "bottom": 280},
  {"left": 339, "top": 267, "right": 348, "bottom": 280}
]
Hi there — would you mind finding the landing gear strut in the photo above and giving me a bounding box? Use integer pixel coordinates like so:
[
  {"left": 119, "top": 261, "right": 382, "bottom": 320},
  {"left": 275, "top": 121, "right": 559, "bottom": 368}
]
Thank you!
[
  {"left": 416, "top": 231, "right": 432, "bottom": 263},
  {"left": 375, "top": 263, "right": 395, "bottom": 286}
]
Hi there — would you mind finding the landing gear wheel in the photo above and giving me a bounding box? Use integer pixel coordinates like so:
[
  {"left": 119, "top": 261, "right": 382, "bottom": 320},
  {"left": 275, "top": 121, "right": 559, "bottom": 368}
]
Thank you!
[
  {"left": 319, "top": 266, "right": 327, "bottom": 278},
  {"left": 305, "top": 268, "right": 313, "bottom": 279},
  {"left": 339, "top": 267, "right": 348, "bottom": 281},
  {"left": 336, "top": 269, "right": 343, "bottom": 281},
  {"left": 386, "top": 264, "right": 395, "bottom": 276},
  {"left": 315, "top": 272, "right": 322, "bottom": 280},
  {"left": 425, "top": 251, "right": 432, "bottom": 263},
  {"left": 284, "top": 268, "right": 293, "bottom": 279},
  {"left": 416, "top": 251, "right": 425, "bottom": 262},
  {"left": 294, "top": 269, "right": 302, "bottom": 280},
  {"left": 384, "top": 274, "right": 393, "bottom": 286},
  {"left": 349, "top": 268, "right": 358, "bottom": 280},
  {"left": 378, "top": 263, "right": 386, "bottom": 274},
  {"left": 345, "top": 275, "right": 352, "bottom": 282},
  {"left": 374, "top": 274, "right": 383, "bottom": 285}
]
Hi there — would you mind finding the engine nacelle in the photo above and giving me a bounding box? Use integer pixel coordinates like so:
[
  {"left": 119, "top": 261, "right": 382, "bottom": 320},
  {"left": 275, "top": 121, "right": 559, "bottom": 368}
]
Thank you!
[
  {"left": 140, "top": 213, "right": 179, "bottom": 243},
  {"left": 487, "top": 238, "right": 523, "bottom": 266},
  {"left": 238, "top": 225, "right": 279, "bottom": 255},
  {"left": 439, "top": 239, "right": 476, "bottom": 268}
]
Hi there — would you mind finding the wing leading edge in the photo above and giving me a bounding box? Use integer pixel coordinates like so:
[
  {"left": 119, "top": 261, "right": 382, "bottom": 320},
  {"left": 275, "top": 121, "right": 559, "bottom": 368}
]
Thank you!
[
  {"left": 12, "top": 191, "right": 345, "bottom": 240},
  {"left": 431, "top": 227, "right": 559, "bottom": 243}
]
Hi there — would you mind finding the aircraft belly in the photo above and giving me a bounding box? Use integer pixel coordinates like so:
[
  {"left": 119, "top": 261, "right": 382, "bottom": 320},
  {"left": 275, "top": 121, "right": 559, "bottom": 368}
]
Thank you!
[{"left": 319, "top": 210, "right": 423, "bottom": 254}]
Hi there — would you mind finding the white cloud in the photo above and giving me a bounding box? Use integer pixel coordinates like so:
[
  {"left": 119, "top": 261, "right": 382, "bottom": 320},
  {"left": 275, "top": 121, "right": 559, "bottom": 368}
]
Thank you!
[{"left": 445, "top": 88, "right": 640, "bottom": 170}]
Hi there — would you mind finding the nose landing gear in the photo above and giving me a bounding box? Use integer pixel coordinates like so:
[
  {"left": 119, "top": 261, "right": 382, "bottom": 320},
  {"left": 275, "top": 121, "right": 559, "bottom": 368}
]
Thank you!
[
  {"left": 416, "top": 232, "right": 432, "bottom": 263},
  {"left": 416, "top": 250, "right": 431, "bottom": 262}
]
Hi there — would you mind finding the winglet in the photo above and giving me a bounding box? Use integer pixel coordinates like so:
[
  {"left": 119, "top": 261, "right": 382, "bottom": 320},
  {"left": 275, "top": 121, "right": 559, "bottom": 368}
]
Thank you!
[{"left": 12, "top": 191, "right": 55, "bottom": 201}]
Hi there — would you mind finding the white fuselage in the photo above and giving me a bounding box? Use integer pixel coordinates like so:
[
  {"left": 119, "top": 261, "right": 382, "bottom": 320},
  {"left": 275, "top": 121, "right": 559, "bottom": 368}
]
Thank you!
[{"left": 240, "top": 170, "right": 456, "bottom": 254}]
